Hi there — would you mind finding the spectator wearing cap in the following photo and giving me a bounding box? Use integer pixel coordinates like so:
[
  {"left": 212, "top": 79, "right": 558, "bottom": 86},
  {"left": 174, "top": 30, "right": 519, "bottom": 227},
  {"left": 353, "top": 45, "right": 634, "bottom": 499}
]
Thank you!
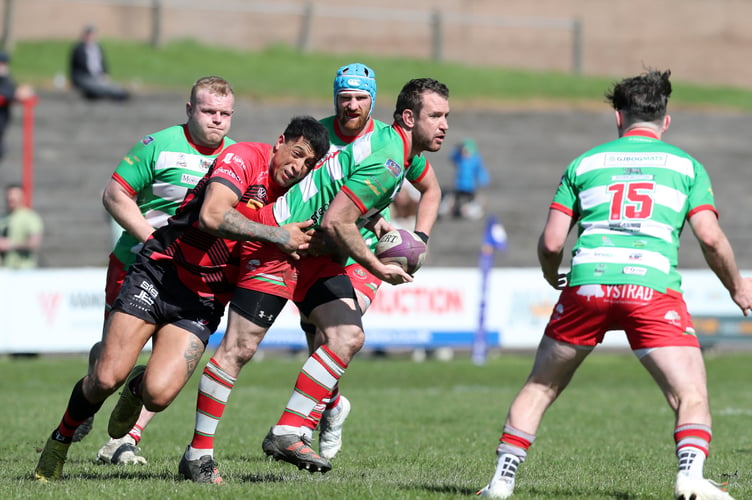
[
  {"left": 0, "top": 52, "right": 34, "bottom": 161},
  {"left": 69, "top": 24, "right": 130, "bottom": 101}
]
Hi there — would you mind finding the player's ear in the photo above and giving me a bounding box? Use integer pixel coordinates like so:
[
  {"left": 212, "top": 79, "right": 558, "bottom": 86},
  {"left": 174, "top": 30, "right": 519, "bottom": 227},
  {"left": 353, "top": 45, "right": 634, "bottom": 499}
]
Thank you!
[
  {"left": 614, "top": 110, "right": 623, "bottom": 129},
  {"left": 402, "top": 109, "right": 415, "bottom": 128},
  {"left": 185, "top": 102, "right": 192, "bottom": 118},
  {"left": 662, "top": 114, "right": 671, "bottom": 133},
  {"left": 273, "top": 134, "right": 285, "bottom": 151}
]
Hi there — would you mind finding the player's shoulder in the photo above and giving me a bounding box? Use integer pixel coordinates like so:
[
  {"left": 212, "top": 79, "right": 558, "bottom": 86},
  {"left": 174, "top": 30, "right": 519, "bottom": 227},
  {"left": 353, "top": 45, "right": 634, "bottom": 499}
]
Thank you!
[
  {"left": 217, "top": 141, "right": 273, "bottom": 171},
  {"left": 223, "top": 141, "right": 271, "bottom": 156},
  {"left": 135, "top": 124, "right": 185, "bottom": 148},
  {"left": 319, "top": 115, "right": 336, "bottom": 128}
]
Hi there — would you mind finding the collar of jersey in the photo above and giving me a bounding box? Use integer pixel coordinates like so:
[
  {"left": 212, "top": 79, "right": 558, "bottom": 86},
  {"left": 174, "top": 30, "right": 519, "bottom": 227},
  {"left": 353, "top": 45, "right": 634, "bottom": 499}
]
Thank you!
[
  {"left": 623, "top": 128, "right": 660, "bottom": 140},
  {"left": 391, "top": 122, "right": 411, "bottom": 166}
]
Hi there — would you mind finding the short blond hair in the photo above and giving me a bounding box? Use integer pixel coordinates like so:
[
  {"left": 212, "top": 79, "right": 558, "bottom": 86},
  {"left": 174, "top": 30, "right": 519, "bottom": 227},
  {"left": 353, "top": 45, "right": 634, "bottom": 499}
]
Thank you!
[{"left": 190, "top": 76, "right": 234, "bottom": 105}]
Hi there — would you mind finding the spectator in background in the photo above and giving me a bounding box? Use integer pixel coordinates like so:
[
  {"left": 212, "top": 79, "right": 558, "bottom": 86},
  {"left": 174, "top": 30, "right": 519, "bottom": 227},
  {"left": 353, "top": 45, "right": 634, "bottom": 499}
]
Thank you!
[
  {"left": 449, "top": 138, "right": 489, "bottom": 219},
  {"left": 70, "top": 24, "right": 130, "bottom": 101},
  {"left": 0, "top": 52, "right": 35, "bottom": 161},
  {"left": 0, "top": 183, "right": 43, "bottom": 268}
]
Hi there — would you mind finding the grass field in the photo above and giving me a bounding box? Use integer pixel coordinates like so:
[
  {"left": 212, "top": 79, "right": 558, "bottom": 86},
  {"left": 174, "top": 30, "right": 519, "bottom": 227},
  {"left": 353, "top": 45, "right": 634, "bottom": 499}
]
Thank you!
[
  {"left": 3, "top": 349, "right": 751, "bottom": 499},
  {"left": 11, "top": 40, "right": 752, "bottom": 111}
]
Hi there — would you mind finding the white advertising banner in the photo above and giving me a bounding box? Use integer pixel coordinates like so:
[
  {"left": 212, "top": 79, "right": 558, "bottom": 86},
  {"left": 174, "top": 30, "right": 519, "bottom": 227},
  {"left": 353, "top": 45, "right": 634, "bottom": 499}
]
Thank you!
[{"left": 0, "top": 267, "right": 748, "bottom": 354}]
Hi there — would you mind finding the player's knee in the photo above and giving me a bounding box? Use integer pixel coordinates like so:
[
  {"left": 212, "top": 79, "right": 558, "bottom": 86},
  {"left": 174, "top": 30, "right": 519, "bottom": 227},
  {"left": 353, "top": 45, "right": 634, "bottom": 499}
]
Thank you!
[
  {"left": 328, "top": 325, "right": 365, "bottom": 356},
  {"left": 219, "top": 329, "right": 265, "bottom": 365},
  {"left": 140, "top": 385, "right": 174, "bottom": 413},
  {"left": 88, "top": 341, "right": 103, "bottom": 370},
  {"left": 87, "top": 369, "right": 124, "bottom": 397}
]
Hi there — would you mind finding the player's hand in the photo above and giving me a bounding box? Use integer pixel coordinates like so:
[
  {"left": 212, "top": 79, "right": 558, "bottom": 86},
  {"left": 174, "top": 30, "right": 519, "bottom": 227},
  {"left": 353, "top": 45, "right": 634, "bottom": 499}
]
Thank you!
[
  {"left": 376, "top": 261, "right": 414, "bottom": 286},
  {"left": 306, "top": 230, "right": 338, "bottom": 257},
  {"left": 732, "top": 276, "right": 752, "bottom": 316},
  {"left": 365, "top": 215, "right": 394, "bottom": 239},
  {"left": 277, "top": 221, "right": 314, "bottom": 260},
  {"left": 544, "top": 271, "right": 568, "bottom": 290}
]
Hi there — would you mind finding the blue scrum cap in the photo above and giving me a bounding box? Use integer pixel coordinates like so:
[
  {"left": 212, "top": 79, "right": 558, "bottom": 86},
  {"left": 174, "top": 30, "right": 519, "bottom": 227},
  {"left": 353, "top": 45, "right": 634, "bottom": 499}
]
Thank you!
[{"left": 333, "top": 63, "right": 376, "bottom": 116}]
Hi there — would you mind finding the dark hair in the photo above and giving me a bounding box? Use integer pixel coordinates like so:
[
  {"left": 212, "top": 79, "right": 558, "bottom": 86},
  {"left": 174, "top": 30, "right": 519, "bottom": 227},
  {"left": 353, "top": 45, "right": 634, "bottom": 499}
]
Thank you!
[
  {"left": 605, "top": 69, "right": 672, "bottom": 123},
  {"left": 283, "top": 116, "right": 330, "bottom": 164},
  {"left": 393, "top": 78, "right": 449, "bottom": 125}
]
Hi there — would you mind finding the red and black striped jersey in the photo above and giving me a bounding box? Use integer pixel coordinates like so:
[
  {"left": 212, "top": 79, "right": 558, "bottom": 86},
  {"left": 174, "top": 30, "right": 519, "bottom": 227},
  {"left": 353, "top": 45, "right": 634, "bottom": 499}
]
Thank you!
[{"left": 141, "top": 142, "right": 282, "bottom": 304}]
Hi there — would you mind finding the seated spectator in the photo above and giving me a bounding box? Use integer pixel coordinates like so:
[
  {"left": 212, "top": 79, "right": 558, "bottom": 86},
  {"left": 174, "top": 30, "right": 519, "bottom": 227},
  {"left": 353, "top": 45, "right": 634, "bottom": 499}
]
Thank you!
[
  {"left": 0, "top": 183, "right": 44, "bottom": 268},
  {"left": 0, "top": 51, "right": 35, "bottom": 161},
  {"left": 70, "top": 25, "right": 130, "bottom": 101}
]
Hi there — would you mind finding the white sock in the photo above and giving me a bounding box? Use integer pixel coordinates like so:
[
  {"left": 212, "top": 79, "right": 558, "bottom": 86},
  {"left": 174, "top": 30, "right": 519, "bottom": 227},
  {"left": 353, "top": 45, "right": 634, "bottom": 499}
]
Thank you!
[
  {"left": 186, "top": 445, "right": 212, "bottom": 461},
  {"left": 677, "top": 446, "right": 706, "bottom": 479},
  {"left": 492, "top": 453, "right": 521, "bottom": 484},
  {"left": 272, "top": 425, "right": 301, "bottom": 436}
]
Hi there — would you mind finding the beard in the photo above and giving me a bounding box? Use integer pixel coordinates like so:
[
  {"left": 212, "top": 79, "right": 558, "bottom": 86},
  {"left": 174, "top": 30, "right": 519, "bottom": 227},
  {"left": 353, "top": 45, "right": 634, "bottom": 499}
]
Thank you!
[
  {"left": 337, "top": 110, "right": 369, "bottom": 135},
  {"left": 414, "top": 133, "right": 442, "bottom": 153}
]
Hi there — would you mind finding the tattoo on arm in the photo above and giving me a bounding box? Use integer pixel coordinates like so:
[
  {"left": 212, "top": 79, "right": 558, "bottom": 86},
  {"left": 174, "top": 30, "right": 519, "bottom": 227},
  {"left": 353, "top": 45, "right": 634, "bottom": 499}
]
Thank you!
[{"left": 216, "top": 209, "right": 290, "bottom": 245}]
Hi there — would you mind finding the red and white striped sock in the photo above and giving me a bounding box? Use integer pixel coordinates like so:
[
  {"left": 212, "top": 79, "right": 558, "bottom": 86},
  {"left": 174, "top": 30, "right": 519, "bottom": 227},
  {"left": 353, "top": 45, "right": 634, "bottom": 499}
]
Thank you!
[
  {"left": 275, "top": 346, "right": 346, "bottom": 430},
  {"left": 188, "top": 358, "right": 236, "bottom": 458}
]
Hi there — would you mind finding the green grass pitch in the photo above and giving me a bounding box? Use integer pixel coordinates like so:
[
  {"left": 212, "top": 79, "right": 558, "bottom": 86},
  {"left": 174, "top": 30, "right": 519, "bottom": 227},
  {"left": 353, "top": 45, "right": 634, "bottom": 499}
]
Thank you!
[{"left": 3, "top": 348, "right": 751, "bottom": 499}]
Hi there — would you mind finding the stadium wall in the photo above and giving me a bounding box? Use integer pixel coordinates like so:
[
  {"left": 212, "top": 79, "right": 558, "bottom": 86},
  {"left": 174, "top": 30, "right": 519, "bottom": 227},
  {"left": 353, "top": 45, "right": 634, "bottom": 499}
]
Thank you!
[
  {"left": 4, "top": 0, "right": 752, "bottom": 87},
  {"left": 1, "top": 267, "right": 749, "bottom": 354}
]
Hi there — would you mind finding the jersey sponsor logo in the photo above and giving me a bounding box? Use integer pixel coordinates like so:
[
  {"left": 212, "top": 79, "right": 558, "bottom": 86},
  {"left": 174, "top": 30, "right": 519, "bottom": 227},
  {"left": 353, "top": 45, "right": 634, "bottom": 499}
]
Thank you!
[
  {"left": 220, "top": 152, "right": 247, "bottom": 171},
  {"left": 603, "top": 284, "right": 654, "bottom": 301},
  {"left": 622, "top": 266, "right": 647, "bottom": 276},
  {"left": 199, "top": 158, "right": 213, "bottom": 171},
  {"left": 215, "top": 166, "right": 242, "bottom": 183},
  {"left": 141, "top": 135, "right": 154, "bottom": 145},
  {"left": 576, "top": 284, "right": 605, "bottom": 300},
  {"left": 663, "top": 309, "right": 681, "bottom": 327},
  {"left": 309, "top": 204, "right": 329, "bottom": 226},
  {"left": 604, "top": 153, "right": 668, "bottom": 166},
  {"left": 176, "top": 154, "right": 187, "bottom": 168},
  {"left": 257, "top": 310, "right": 276, "bottom": 322},
  {"left": 608, "top": 221, "right": 642, "bottom": 232},
  {"left": 611, "top": 174, "right": 653, "bottom": 181},
  {"left": 245, "top": 199, "right": 263, "bottom": 210},
  {"left": 131, "top": 281, "right": 158, "bottom": 308},
  {"left": 365, "top": 178, "right": 387, "bottom": 196},
  {"left": 244, "top": 185, "right": 269, "bottom": 206},
  {"left": 181, "top": 173, "right": 202, "bottom": 186},
  {"left": 384, "top": 159, "right": 401, "bottom": 177},
  {"left": 133, "top": 289, "right": 155, "bottom": 307}
]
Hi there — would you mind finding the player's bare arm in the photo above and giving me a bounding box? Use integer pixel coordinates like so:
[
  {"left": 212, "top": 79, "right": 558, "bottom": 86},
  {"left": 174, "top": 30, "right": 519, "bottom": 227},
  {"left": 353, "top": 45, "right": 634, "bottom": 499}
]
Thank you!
[
  {"left": 364, "top": 214, "right": 394, "bottom": 239},
  {"left": 538, "top": 208, "right": 571, "bottom": 289},
  {"left": 102, "top": 178, "right": 155, "bottom": 243},
  {"left": 198, "top": 182, "right": 312, "bottom": 257},
  {"left": 410, "top": 168, "right": 441, "bottom": 236},
  {"left": 689, "top": 209, "right": 752, "bottom": 314},
  {"left": 322, "top": 191, "right": 412, "bottom": 285}
]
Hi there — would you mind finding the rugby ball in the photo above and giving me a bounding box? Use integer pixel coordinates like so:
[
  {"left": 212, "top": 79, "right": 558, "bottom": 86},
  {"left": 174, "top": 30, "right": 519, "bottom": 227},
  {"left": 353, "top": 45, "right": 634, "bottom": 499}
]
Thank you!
[{"left": 375, "top": 229, "right": 427, "bottom": 275}]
